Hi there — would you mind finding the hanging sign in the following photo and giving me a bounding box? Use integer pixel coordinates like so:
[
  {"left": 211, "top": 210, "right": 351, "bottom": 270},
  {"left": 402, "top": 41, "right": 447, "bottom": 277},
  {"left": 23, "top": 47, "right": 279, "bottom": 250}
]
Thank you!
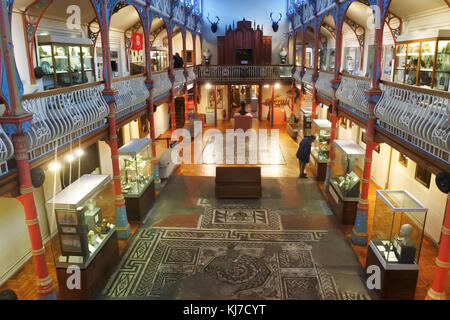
[{"left": 131, "top": 33, "right": 144, "bottom": 50}]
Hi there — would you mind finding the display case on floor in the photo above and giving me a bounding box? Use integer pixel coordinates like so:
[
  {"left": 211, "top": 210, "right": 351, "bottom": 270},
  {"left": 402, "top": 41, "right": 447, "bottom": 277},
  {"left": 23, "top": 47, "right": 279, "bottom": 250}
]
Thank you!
[
  {"left": 328, "top": 140, "right": 365, "bottom": 225},
  {"left": 119, "top": 138, "right": 155, "bottom": 222},
  {"left": 47, "top": 174, "right": 119, "bottom": 299},
  {"left": 299, "top": 107, "right": 314, "bottom": 138},
  {"left": 366, "top": 190, "right": 427, "bottom": 300},
  {"left": 310, "top": 119, "right": 331, "bottom": 181}
]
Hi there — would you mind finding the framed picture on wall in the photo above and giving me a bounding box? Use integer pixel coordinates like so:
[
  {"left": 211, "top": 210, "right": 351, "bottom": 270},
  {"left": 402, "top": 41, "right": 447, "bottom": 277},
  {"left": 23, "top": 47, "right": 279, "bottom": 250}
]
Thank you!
[
  {"left": 305, "top": 52, "right": 311, "bottom": 68},
  {"left": 398, "top": 153, "right": 408, "bottom": 167},
  {"left": 138, "top": 114, "right": 149, "bottom": 138},
  {"left": 340, "top": 117, "right": 348, "bottom": 129},
  {"left": 415, "top": 165, "right": 431, "bottom": 189},
  {"left": 183, "top": 50, "right": 193, "bottom": 65}
]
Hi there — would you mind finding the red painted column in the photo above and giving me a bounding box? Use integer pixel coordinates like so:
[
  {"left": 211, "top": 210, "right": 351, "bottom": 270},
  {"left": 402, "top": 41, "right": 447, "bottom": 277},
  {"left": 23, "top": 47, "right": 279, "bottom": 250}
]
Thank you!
[
  {"left": 168, "top": 25, "right": 176, "bottom": 130},
  {"left": 0, "top": 1, "right": 55, "bottom": 299},
  {"left": 258, "top": 84, "right": 263, "bottom": 121},
  {"left": 325, "top": 1, "right": 343, "bottom": 192},
  {"left": 14, "top": 133, "right": 56, "bottom": 298},
  {"left": 271, "top": 85, "right": 275, "bottom": 128},
  {"left": 144, "top": 3, "right": 161, "bottom": 191},
  {"left": 194, "top": 81, "right": 199, "bottom": 113},
  {"left": 352, "top": 0, "right": 385, "bottom": 246},
  {"left": 312, "top": 17, "right": 320, "bottom": 120},
  {"left": 184, "top": 85, "right": 189, "bottom": 125},
  {"left": 426, "top": 194, "right": 450, "bottom": 300},
  {"left": 99, "top": 0, "right": 130, "bottom": 239},
  {"left": 214, "top": 85, "right": 218, "bottom": 127}
]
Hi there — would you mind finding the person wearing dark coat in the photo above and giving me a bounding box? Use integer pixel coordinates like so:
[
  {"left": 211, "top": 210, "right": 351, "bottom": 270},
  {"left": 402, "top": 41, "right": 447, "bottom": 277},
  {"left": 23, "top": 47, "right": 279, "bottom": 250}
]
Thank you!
[
  {"left": 173, "top": 52, "right": 184, "bottom": 68},
  {"left": 296, "top": 135, "right": 315, "bottom": 178}
]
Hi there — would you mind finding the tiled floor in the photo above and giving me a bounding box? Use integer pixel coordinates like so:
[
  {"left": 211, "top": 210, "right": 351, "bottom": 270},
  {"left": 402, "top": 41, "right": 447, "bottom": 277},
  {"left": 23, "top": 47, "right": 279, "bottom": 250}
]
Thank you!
[{"left": 1, "top": 119, "right": 447, "bottom": 299}]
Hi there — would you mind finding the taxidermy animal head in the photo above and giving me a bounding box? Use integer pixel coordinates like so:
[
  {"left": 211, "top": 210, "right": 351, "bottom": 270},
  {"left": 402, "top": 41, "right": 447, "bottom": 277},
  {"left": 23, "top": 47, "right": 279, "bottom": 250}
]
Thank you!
[
  {"left": 270, "top": 12, "right": 282, "bottom": 32},
  {"left": 207, "top": 13, "right": 220, "bottom": 33}
]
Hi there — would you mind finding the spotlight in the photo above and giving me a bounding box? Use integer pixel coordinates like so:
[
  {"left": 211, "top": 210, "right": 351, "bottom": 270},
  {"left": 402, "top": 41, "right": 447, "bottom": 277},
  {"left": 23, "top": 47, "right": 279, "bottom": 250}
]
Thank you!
[
  {"left": 264, "top": 84, "right": 269, "bottom": 88},
  {"left": 65, "top": 154, "right": 75, "bottom": 162},
  {"left": 206, "top": 83, "right": 212, "bottom": 89},
  {"left": 49, "top": 161, "right": 61, "bottom": 172},
  {"left": 75, "top": 149, "right": 84, "bottom": 157},
  {"left": 275, "top": 83, "right": 280, "bottom": 89}
]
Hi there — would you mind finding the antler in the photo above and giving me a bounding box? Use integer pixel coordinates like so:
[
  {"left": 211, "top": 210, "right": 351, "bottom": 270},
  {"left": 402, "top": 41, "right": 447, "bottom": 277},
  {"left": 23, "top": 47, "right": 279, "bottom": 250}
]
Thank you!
[
  {"left": 270, "top": 12, "right": 282, "bottom": 23},
  {"left": 207, "top": 13, "right": 220, "bottom": 24}
]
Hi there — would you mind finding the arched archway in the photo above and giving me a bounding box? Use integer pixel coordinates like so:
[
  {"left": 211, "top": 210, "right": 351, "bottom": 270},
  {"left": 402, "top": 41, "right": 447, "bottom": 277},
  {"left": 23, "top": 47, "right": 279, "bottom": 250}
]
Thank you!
[
  {"left": 318, "top": 14, "right": 336, "bottom": 72},
  {"left": 172, "top": 25, "right": 184, "bottom": 69},
  {"left": 186, "top": 31, "right": 194, "bottom": 66},
  {"left": 304, "top": 23, "right": 315, "bottom": 68},
  {"left": 195, "top": 34, "right": 202, "bottom": 65},
  {"left": 295, "top": 29, "right": 303, "bottom": 66},
  {"left": 149, "top": 16, "right": 170, "bottom": 72}
]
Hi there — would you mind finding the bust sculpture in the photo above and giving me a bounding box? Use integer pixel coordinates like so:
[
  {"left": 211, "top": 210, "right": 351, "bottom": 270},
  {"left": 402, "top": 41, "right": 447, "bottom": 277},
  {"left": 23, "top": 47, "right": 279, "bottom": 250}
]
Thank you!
[
  {"left": 238, "top": 101, "right": 248, "bottom": 115},
  {"left": 280, "top": 47, "right": 288, "bottom": 64},
  {"left": 203, "top": 48, "right": 212, "bottom": 65},
  {"left": 396, "top": 224, "right": 414, "bottom": 247}
]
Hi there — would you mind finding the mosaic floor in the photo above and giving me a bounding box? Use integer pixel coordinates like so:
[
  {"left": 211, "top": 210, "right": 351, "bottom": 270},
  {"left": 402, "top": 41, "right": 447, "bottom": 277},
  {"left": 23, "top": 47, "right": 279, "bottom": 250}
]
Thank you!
[{"left": 101, "top": 176, "right": 372, "bottom": 300}]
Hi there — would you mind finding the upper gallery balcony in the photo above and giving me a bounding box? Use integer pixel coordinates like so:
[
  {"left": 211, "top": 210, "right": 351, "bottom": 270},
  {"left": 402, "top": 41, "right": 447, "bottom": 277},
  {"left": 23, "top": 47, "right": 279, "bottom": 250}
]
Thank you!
[{"left": 197, "top": 65, "right": 294, "bottom": 84}]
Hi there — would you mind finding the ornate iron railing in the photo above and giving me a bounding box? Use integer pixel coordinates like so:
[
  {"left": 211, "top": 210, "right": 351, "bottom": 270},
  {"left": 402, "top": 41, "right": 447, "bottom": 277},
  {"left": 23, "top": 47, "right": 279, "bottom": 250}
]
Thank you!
[
  {"left": 0, "top": 125, "right": 14, "bottom": 175},
  {"left": 197, "top": 65, "right": 293, "bottom": 82},
  {"left": 375, "top": 82, "right": 450, "bottom": 164},
  {"left": 187, "top": 66, "right": 196, "bottom": 83},
  {"left": 174, "top": 68, "right": 186, "bottom": 89},
  {"left": 317, "top": 0, "right": 336, "bottom": 15},
  {"left": 336, "top": 74, "right": 371, "bottom": 118},
  {"left": 316, "top": 71, "right": 335, "bottom": 99},
  {"left": 153, "top": 71, "right": 172, "bottom": 98},
  {"left": 302, "top": 68, "right": 315, "bottom": 87},
  {"left": 112, "top": 75, "right": 149, "bottom": 119},
  {"left": 293, "top": 66, "right": 301, "bottom": 83},
  {"left": 21, "top": 83, "right": 109, "bottom": 161}
]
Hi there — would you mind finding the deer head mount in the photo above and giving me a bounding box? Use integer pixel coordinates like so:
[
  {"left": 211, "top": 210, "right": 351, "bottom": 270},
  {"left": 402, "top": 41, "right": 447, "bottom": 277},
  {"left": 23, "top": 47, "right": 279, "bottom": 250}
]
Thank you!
[
  {"left": 270, "top": 12, "right": 282, "bottom": 32},
  {"left": 207, "top": 13, "right": 220, "bottom": 33}
]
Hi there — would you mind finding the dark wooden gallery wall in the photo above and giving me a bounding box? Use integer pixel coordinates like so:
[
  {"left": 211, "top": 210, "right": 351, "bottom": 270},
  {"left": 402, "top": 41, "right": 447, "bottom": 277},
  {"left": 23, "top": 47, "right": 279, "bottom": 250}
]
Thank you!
[{"left": 217, "top": 19, "right": 272, "bottom": 65}]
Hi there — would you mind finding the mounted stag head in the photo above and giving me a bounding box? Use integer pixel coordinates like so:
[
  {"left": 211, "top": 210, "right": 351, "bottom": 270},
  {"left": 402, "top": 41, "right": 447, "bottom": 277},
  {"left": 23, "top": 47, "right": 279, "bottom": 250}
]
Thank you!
[
  {"left": 207, "top": 13, "right": 220, "bottom": 33},
  {"left": 270, "top": 12, "right": 282, "bottom": 32}
]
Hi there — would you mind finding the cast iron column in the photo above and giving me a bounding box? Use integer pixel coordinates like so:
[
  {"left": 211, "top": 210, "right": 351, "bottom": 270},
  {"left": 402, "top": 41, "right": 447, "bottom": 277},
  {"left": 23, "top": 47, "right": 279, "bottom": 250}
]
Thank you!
[
  {"left": 0, "top": 0, "right": 55, "bottom": 299},
  {"left": 99, "top": 0, "right": 130, "bottom": 239}
]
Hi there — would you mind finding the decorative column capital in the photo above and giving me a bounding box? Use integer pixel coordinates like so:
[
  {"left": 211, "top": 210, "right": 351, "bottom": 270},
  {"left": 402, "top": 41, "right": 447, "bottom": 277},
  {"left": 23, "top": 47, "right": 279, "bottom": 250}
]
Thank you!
[
  {"left": 312, "top": 72, "right": 319, "bottom": 83},
  {"left": 364, "top": 88, "right": 383, "bottom": 105},
  {"left": 145, "top": 79, "right": 154, "bottom": 89},
  {"left": 102, "top": 89, "right": 119, "bottom": 103},
  {"left": 331, "top": 78, "right": 341, "bottom": 91},
  {"left": 0, "top": 113, "right": 33, "bottom": 136}
]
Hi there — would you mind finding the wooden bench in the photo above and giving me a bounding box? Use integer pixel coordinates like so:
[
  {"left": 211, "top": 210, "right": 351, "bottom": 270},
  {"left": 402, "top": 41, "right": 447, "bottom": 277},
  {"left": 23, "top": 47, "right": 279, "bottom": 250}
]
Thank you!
[{"left": 215, "top": 167, "right": 262, "bottom": 198}]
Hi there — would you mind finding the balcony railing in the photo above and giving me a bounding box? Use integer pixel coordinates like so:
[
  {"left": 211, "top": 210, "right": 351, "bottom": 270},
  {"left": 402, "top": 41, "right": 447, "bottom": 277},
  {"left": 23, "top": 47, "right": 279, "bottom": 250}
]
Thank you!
[
  {"left": 315, "top": 71, "right": 335, "bottom": 99},
  {"left": 153, "top": 70, "right": 172, "bottom": 98},
  {"left": 375, "top": 81, "right": 450, "bottom": 164},
  {"left": 302, "top": 67, "right": 314, "bottom": 87},
  {"left": 187, "top": 66, "right": 196, "bottom": 83},
  {"left": 336, "top": 74, "right": 371, "bottom": 118},
  {"left": 174, "top": 68, "right": 186, "bottom": 89},
  {"left": 21, "top": 83, "right": 109, "bottom": 161},
  {"left": 0, "top": 125, "right": 14, "bottom": 175},
  {"left": 197, "top": 65, "right": 293, "bottom": 82},
  {"left": 112, "top": 75, "right": 149, "bottom": 119},
  {"left": 293, "top": 66, "right": 301, "bottom": 83}
]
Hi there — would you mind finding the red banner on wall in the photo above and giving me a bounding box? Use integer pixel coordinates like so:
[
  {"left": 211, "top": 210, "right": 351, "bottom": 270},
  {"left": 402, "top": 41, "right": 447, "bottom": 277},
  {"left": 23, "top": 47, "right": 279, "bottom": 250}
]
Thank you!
[{"left": 131, "top": 33, "right": 144, "bottom": 50}]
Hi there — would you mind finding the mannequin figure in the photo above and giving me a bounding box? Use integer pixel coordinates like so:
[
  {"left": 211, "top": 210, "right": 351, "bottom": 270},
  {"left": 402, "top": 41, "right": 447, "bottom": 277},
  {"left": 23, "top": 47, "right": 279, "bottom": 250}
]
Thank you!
[{"left": 280, "top": 47, "right": 288, "bottom": 64}]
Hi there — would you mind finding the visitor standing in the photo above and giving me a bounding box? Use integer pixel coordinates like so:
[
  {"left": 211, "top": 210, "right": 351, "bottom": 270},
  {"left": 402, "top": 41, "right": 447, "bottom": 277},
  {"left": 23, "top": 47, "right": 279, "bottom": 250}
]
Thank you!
[{"left": 296, "top": 135, "right": 315, "bottom": 178}]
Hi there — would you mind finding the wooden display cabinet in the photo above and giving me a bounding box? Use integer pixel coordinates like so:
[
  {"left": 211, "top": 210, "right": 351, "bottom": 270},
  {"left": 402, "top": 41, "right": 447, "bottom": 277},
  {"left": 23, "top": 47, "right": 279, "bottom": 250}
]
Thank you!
[{"left": 394, "top": 36, "right": 450, "bottom": 91}]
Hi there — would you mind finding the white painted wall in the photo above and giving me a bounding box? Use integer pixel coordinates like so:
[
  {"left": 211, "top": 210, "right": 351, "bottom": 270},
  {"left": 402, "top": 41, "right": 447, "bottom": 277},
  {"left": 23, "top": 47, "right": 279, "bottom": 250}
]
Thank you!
[{"left": 154, "top": 103, "right": 170, "bottom": 138}]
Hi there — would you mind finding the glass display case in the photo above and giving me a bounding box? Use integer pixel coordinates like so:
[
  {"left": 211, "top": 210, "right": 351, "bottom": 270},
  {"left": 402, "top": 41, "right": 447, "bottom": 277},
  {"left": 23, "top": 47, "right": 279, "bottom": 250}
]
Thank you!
[
  {"left": 299, "top": 107, "right": 314, "bottom": 138},
  {"left": 311, "top": 119, "right": 331, "bottom": 162},
  {"left": 370, "top": 190, "right": 427, "bottom": 265},
  {"left": 330, "top": 140, "right": 365, "bottom": 200},
  {"left": 47, "top": 174, "right": 115, "bottom": 268},
  {"left": 435, "top": 40, "right": 450, "bottom": 91},
  {"left": 365, "top": 190, "right": 427, "bottom": 300},
  {"left": 394, "top": 37, "right": 450, "bottom": 90},
  {"left": 118, "top": 138, "right": 155, "bottom": 222},
  {"left": 118, "top": 138, "right": 153, "bottom": 198},
  {"left": 151, "top": 48, "right": 169, "bottom": 72},
  {"left": 37, "top": 38, "right": 96, "bottom": 90}
]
